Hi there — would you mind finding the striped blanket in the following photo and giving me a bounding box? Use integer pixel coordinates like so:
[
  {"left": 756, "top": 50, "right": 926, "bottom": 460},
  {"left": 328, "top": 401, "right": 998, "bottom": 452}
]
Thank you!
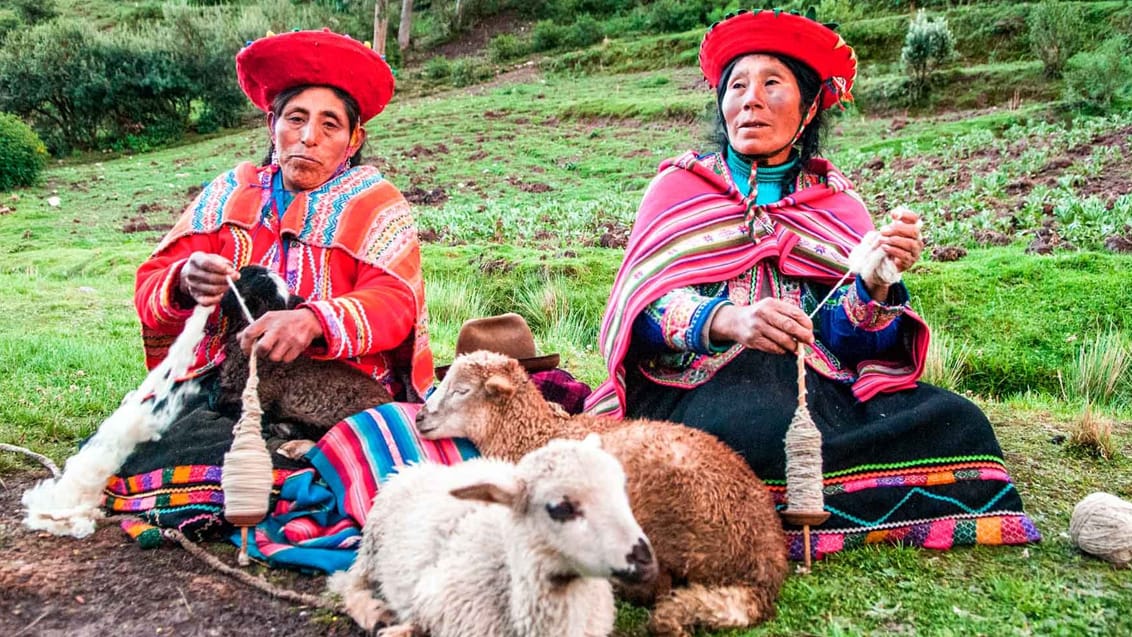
[
  {"left": 106, "top": 403, "right": 477, "bottom": 573},
  {"left": 235, "top": 403, "right": 478, "bottom": 572}
]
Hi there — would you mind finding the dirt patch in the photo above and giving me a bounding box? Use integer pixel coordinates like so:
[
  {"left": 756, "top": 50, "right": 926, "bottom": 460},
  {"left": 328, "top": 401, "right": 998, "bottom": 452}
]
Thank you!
[
  {"left": 506, "top": 176, "right": 552, "bottom": 193},
  {"left": 427, "top": 12, "right": 533, "bottom": 60},
  {"left": 404, "top": 143, "right": 449, "bottom": 159},
  {"left": 121, "top": 219, "right": 171, "bottom": 234},
  {"left": 402, "top": 186, "right": 450, "bottom": 206},
  {"left": 0, "top": 472, "right": 360, "bottom": 637},
  {"left": 930, "top": 245, "right": 968, "bottom": 262}
]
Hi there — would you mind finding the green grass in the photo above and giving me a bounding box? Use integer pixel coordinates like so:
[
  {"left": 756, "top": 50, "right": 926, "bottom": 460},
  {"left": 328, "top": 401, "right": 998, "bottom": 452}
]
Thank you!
[{"left": 3, "top": 54, "right": 1132, "bottom": 636}]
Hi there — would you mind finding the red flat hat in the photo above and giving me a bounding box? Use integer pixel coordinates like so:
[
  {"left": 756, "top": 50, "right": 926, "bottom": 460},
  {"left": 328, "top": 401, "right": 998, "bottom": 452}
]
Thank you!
[
  {"left": 236, "top": 29, "right": 395, "bottom": 123},
  {"left": 699, "top": 10, "right": 856, "bottom": 110}
]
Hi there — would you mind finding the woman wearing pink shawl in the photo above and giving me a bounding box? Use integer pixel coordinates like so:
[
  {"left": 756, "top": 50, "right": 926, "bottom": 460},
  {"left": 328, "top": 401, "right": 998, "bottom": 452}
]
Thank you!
[{"left": 586, "top": 10, "right": 1039, "bottom": 561}]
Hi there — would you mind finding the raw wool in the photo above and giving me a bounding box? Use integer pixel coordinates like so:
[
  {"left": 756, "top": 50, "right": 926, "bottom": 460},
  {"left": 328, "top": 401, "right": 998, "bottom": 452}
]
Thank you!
[
  {"left": 22, "top": 305, "right": 213, "bottom": 538},
  {"left": 1070, "top": 492, "right": 1132, "bottom": 568},
  {"left": 415, "top": 351, "right": 788, "bottom": 637},
  {"left": 329, "top": 437, "right": 654, "bottom": 637},
  {"left": 847, "top": 205, "right": 922, "bottom": 287}
]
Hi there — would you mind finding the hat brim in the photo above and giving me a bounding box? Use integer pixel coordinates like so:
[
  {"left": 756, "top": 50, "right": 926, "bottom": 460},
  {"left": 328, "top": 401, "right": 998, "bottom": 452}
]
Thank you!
[
  {"left": 236, "top": 30, "right": 395, "bottom": 123},
  {"left": 435, "top": 354, "right": 560, "bottom": 381},
  {"left": 699, "top": 10, "right": 856, "bottom": 110}
]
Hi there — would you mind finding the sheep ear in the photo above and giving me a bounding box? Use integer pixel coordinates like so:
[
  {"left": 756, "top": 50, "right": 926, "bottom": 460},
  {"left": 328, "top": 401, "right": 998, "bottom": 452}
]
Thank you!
[
  {"left": 582, "top": 432, "right": 602, "bottom": 449},
  {"left": 451, "top": 476, "right": 522, "bottom": 507},
  {"left": 483, "top": 374, "right": 516, "bottom": 402}
]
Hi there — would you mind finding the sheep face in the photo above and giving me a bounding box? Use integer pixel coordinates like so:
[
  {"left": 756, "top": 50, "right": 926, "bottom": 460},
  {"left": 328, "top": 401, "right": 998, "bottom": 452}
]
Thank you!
[
  {"left": 417, "top": 351, "right": 524, "bottom": 441},
  {"left": 219, "top": 265, "right": 299, "bottom": 327},
  {"left": 453, "top": 436, "right": 657, "bottom": 585}
]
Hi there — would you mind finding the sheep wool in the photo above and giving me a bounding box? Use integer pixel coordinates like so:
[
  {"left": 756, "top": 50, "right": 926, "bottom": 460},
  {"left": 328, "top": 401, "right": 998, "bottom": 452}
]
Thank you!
[
  {"left": 22, "top": 305, "right": 212, "bottom": 538},
  {"left": 1070, "top": 492, "right": 1132, "bottom": 568}
]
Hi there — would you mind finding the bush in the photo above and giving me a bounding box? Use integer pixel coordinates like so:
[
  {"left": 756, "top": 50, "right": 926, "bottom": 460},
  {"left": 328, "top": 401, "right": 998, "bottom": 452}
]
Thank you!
[
  {"left": 1029, "top": 0, "right": 1087, "bottom": 78},
  {"left": 488, "top": 33, "right": 531, "bottom": 63},
  {"left": 531, "top": 19, "right": 568, "bottom": 52},
  {"left": 0, "top": 9, "right": 20, "bottom": 44},
  {"left": 0, "top": 112, "right": 48, "bottom": 191},
  {"left": 901, "top": 9, "right": 953, "bottom": 103},
  {"left": 1062, "top": 36, "right": 1132, "bottom": 113},
  {"left": 449, "top": 58, "right": 490, "bottom": 87},
  {"left": 645, "top": 0, "right": 704, "bottom": 34},
  {"left": 423, "top": 55, "right": 453, "bottom": 79},
  {"left": 11, "top": 0, "right": 57, "bottom": 25},
  {"left": 565, "top": 14, "right": 604, "bottom": 49}
]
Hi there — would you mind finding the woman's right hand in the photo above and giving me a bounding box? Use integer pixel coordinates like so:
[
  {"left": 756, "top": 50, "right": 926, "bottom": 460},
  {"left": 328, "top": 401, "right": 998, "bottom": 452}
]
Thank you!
[
  {"left": 709, "top": 299, "right": 814, "bottom": 355},
  {"left": 178, "top": 251, "right": 237, "bottom": 307}
]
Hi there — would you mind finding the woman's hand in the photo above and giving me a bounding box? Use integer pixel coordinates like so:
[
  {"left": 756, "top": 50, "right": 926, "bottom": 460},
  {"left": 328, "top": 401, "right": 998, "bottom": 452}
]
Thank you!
[
  {"left": 178, "top": 251, "right": 237, "bottom": 307},
  {"left": 709, "top": 298, "right": 814, "bottom": 355},
  {"left": 865, "top": 207, "right": 924, "bottom": 300},
  {"left": 238, "top": 308, "right": 324, "bottom": 363},
  {"left": 879, "top": 207, "right": 924, "bottom": 274}
]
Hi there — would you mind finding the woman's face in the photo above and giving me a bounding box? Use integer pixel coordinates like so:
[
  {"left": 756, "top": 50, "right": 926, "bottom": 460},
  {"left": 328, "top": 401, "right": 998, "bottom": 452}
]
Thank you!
[
  {"left": 269, "top": 86, "right": 363, "bottom": 191},
  {"left": 721, "top": 54, "right": 805, "bottom": 165}
]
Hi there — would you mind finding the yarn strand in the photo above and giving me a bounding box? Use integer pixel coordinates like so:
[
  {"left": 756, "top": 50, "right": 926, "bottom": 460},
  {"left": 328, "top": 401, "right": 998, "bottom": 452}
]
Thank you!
[{"left": 221, "top": 349, "right": 274, "bottom": 565}]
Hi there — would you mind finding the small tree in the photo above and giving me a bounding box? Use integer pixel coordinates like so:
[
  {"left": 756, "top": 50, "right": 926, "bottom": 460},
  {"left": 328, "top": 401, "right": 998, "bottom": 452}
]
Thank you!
[
  {"left": 1062, "top": 36, "right": 1132, "bottom": 113},
  {"left": 901, "top": 9, "right": 954, "bottom": 103},
  {"left": 0, "top": 112, "right": 48, "bottom": 191},
  {"left": 1029, "top": 0, "right": 1087, "bottom": 79}
]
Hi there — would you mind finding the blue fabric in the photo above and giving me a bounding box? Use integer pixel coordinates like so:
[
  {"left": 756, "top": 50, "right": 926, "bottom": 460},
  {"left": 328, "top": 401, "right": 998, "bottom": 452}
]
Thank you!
[
  {"left": 813, "top": 277, "right": 906, "bottom": 368},
  {"left": 632, "top": 293, "right": 732, "bottom": 354}
]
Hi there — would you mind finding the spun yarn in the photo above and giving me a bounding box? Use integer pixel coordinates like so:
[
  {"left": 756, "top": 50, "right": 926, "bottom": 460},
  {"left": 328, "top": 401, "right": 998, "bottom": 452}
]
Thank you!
[
  {"left": 221, "top": 351, "right": 274, "bottom": 528},
  {"left": 1069, "top": 492, "right": 1132, "bottom": 568},
  {"left": 784, "top": 343, "right": 824, "bottom": 514}
]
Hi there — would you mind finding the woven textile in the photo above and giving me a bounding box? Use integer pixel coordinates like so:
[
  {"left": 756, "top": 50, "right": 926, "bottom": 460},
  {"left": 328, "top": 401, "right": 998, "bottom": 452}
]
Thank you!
[
  {"left": 585, "top": 151, "right": 930, "bottom": 418},
  {"left": 627, "top": 348, "right": 1041, "bottom": 561},
  {"left": 105, "top": 402, "right": 478, "bottom": 572},
  {"left": 138, "top": 162, "right": 433, "bottom": 400}
]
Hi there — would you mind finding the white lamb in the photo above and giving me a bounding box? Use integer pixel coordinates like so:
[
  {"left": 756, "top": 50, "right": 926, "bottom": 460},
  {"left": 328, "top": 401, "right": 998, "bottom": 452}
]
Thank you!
[{"left": 328, "top": 435, "right": 657, "bottom": 637}]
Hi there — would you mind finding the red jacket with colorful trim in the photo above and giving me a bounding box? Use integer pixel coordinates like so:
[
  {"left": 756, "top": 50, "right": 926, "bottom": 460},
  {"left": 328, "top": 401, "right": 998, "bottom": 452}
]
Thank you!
[
  {"left": 585, "top": 151, "right": 930, "bottom": 418},
  {"left": 135, "top": 162, "right": 434, "bottom": 401}
]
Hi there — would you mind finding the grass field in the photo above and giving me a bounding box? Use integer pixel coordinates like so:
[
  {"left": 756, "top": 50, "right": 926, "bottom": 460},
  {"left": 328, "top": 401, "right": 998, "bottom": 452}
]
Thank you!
[{"left": 3, "top": 59, "right": 1131, "bottom": 636}]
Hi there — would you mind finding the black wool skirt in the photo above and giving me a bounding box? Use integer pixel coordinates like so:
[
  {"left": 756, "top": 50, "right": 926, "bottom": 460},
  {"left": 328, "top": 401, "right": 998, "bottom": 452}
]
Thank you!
[{"left": 626, "top": 348, "right": 1040, "bottom": 560}]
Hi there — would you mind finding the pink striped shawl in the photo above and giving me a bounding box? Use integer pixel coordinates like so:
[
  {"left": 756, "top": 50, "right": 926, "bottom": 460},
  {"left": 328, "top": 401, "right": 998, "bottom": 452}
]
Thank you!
[{"left": 585, "top": 151, "right": 930, "bottom": 418}]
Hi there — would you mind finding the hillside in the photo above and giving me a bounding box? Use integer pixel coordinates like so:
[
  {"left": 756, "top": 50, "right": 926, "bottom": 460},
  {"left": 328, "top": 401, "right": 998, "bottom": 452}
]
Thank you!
[{"left": 1, "top": 2, "right": 1131, "bottom": 636}]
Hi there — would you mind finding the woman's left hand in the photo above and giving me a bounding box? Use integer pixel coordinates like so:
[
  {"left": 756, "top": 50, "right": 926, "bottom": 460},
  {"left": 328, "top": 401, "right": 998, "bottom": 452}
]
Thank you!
[
  {"left": 238, "top": 308, "right": 324, "bottom": 363},
  {"left": 879, "top": 207, "right": 924, "bottom": 273}
]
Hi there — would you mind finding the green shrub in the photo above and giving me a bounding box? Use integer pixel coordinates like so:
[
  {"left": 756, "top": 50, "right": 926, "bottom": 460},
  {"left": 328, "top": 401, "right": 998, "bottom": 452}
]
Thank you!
[
  {"left": 0, "top": 112, "right": 48, "bottom": 191},
  {"left": 565, "top": 14, "right": 604, "bottom": 49},
  {"left": 645, "top": 0, "right": 704, "bottom": 33},
  {"left": 423, "top": 55, "right": 453, "bottom": 79},
  {"left": 901, "top": 9, "right": 953, "bottom": 102},
  {"left": 11, "top": 0, "right": 57, "bottom": 25},
  {"left": 1029, "top": 0, "right": 1087, "bottom": 78},
  {"left": 488, "top": 33, "right": 531, "bottom": 63},
  {"left": 1062, "top": 36, "right": 1132, "bottom": 113},
  {"left": 532, "top": 19, "right": 568, "bottom": 52},
  {"left": 449, "top": 58, "right": 489, "bottom": 87},
  {"left": 0, "top": 9, "right": 20, "bottom": 44}
]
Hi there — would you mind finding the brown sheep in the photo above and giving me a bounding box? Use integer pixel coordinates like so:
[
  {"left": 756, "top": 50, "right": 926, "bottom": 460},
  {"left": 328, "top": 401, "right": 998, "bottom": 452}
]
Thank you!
[
  {"left": 217, "top": 265, "right": 392, "bottom": 440},
  {"left": 415, "top": 350, "right": 788, "bottom": 637}
]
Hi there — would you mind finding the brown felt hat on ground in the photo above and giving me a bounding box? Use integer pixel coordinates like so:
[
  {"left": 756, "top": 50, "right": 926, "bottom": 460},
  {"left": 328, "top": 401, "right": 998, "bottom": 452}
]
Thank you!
[{"left": 435, "top": 313, "right": 560, "bottom": 380}]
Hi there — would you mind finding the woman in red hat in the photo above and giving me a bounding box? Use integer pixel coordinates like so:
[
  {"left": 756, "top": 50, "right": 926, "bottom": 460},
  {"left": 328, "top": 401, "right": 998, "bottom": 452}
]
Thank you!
[
  {"left": 587, "top": 10, "right": 1039, "bottom": 561},
  {"left": 110, "top": 30, "right": 445, "bottom": 541}
]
